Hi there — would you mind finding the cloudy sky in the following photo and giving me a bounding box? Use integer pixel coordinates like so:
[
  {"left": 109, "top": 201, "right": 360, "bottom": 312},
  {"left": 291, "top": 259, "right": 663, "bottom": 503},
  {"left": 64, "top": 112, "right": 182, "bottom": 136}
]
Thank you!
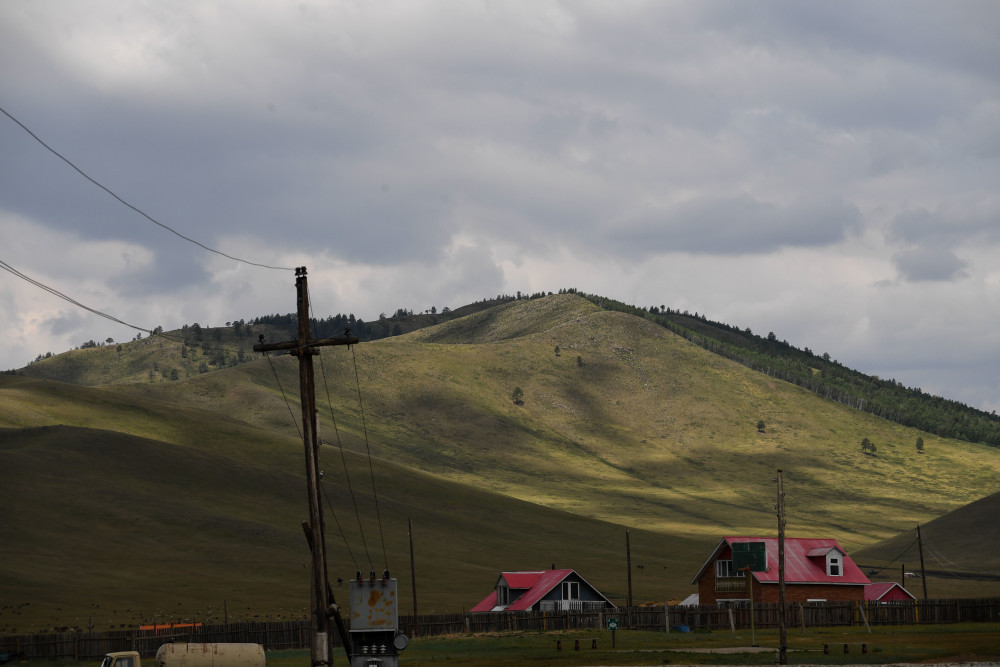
[{"left": 2, "top": 1, "right": 999, "bottom": 413}]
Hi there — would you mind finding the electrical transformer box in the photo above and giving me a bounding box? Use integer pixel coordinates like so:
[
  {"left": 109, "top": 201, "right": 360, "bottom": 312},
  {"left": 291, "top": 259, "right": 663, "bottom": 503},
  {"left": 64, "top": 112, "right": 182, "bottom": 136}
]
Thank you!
[{"left": 348, "top": 575, "right": 407, "bottom": 667}]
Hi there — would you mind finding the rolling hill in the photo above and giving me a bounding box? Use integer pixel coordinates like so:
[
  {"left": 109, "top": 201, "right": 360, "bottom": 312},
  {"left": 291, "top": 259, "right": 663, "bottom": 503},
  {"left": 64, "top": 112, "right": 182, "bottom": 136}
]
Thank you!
[
  {"left": 855, "top": 491, "right": 1000, "bottom": 593},
  {"left": 3, "top": 293, "right": 999, "bottom": 631}
]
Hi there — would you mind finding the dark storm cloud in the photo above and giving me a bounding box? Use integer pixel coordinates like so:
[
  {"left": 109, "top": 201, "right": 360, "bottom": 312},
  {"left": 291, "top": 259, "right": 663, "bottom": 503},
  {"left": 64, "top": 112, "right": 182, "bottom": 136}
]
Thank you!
[
  {"left": 1, "top": 1, "right": 999, "bottom": 411},
  {"left": 892, "top": 247, "right": 968, "bottom": 282},
  {"left": 610, "top": 195, "right": 861, "bottom": 256},
  {"left": 888, "top": 204, "right": 999, "bottom": 282}
]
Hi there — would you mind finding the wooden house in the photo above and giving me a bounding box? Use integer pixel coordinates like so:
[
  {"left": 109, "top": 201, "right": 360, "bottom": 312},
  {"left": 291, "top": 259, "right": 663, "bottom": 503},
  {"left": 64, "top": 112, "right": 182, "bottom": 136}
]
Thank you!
[
  {"left": 865, "top": 581, "right": 916, "bottom": 602},
  {"left": 690, "top": 536, "right": 870, "bottom": 605},
  {"left": 470, "top": 569, "right": 615, "bottom": 612}
]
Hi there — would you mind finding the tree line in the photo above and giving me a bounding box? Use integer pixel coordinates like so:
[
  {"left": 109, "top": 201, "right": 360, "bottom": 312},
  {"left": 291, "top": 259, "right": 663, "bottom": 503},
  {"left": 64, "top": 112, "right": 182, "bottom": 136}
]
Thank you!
[{"left": 580, "top": 293, "right": 1000, "bottom": 447}]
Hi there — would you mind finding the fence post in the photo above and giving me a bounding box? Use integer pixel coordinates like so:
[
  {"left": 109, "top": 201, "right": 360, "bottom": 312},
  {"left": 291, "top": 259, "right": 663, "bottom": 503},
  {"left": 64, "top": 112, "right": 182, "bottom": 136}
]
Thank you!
[{"left": 857, "top": 601, "right": 871, "bottom": 633}]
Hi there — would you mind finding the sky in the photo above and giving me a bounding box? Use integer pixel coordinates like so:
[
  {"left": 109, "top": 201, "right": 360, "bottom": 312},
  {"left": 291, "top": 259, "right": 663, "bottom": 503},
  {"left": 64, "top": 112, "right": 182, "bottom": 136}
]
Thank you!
[{"left": 1, "top": 1, "right": 999, "bottom": 413}]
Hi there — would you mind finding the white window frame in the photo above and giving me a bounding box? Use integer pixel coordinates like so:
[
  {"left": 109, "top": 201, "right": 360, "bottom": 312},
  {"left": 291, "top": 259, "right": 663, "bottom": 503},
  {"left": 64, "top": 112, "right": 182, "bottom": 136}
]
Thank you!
[
  {"left": 562, "top": 581, "right": 580, "bottom": 600},
  {"left": 716, "top": 560, "right": 744, "bottom": 578},
  {"left": 827, "top": 552, "right": 843, "bottom": 577}
]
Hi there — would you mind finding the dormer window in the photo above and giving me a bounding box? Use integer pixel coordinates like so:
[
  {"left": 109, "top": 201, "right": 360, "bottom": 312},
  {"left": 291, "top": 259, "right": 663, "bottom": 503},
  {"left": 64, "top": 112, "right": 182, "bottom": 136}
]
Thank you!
[
  {"left": 827, "top": 552, "right": 842, "bottom": 577},
  {"left": 497, "top": 584, "right": 510, "bottom": 606}
]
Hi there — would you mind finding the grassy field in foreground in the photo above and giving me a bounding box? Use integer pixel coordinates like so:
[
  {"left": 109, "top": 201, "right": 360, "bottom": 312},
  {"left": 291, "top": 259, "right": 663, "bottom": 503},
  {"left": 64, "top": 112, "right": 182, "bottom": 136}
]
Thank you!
[
  {"left": 17, "top": 624, "right": 1000, "bottom": 666},
  {"left": 267, "top": 624, "right": 1000, "bottom": 665}
]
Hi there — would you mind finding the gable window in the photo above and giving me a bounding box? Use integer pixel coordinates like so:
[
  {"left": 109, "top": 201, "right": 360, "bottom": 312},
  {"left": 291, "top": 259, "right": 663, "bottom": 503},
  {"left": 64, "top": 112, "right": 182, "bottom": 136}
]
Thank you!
[
  {"left": 561, "top": 581, "right": 580, "bottom": 600},
  {"left": 497, "top": 585, "right": 510, "bottom": 606},
  {"left": 827, "top": 553, "right": 842, "bottom": 577},
  {"left": 715, "top": 560, "right": 744, "bottom": 578}
]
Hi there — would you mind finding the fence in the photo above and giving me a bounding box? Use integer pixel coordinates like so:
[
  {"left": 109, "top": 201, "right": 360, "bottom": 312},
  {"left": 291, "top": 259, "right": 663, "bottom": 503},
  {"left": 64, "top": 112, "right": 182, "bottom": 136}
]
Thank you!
[{"left": 3, "top": 598, "right": 998, "bottom": 662}]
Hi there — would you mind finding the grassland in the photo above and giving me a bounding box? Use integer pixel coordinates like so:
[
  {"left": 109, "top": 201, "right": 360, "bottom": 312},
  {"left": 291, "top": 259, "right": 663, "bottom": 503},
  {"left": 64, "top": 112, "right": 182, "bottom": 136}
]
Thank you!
[
  {"left": 3, "top": 293, "right": 999, "bottom": 633},
  {"left": 14, "top": 625, "right": 1000, "bottom": 666}
]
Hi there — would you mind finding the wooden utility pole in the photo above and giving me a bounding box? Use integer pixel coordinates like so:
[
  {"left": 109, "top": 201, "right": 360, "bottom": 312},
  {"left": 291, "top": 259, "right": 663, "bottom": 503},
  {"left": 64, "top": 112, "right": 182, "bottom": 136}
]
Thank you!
[
  {"left": 776, "top": 469, "right": 787, "bottom": 665},
  {"left": 409, "top": 517, "right": 419, "bottom": 637},
  {"left": 625, "top": 529, "right": 633, "bottom": 607},
  {"left": 917, "top": 525, "right": 928, "bottom": 600},
  {"left": 254, "top": 267, "right": 358, "bottom": 667}
]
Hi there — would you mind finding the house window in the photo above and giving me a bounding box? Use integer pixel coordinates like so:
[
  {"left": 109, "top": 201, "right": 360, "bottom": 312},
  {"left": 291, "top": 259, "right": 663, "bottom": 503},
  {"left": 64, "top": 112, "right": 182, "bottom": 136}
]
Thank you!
[
  {"left": 562, "top": 581, "right": 580, "bottom": 600},
  {"left": 497, "top": 585, "right": 509, "bottom": 606},
  {"left": 716, "top": 560, "right": 744, "bottom": 578},
  {"left": 827, "top": 553, "right": 842, "bottom": 577}
]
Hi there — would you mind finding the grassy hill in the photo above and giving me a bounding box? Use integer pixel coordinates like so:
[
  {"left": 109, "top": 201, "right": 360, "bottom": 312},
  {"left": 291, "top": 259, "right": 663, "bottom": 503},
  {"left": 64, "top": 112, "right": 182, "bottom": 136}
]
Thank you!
[
  {"left": 3, "top": 293, "right": 1000, "bottom": 631},
  {"left": 0, "top": 421, "right": 690, "bottom": 633},
  {"left": 854, "top": 491, "right": 1000, "bottom": 598}
]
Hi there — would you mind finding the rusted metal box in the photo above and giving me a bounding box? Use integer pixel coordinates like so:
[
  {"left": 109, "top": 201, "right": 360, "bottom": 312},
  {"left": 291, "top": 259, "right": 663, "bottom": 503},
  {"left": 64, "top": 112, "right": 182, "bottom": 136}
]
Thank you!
[
  {"left": 349, "top": 576, "right": 398, "bottom": 631},
  {"left": 348, "top": 576, "right": 406, "bottom": 666}
]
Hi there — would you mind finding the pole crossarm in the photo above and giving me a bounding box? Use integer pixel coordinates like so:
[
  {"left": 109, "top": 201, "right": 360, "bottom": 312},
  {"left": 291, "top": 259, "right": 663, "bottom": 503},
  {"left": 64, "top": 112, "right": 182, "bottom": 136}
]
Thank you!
[
  {"left": 261, "top": 266, "right": 359, "bottom": 667},
  {"left": 253, "top": 335, "right": 358, "bottom": 354}
]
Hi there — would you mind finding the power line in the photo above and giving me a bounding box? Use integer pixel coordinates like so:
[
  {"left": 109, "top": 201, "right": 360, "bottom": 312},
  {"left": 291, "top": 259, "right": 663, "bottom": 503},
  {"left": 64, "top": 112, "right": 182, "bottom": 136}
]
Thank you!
[
  {"left": 0, "top": 104, "right": 294, "bottom": 271},
  {"left": 350, "top": 344, "right": 389, "bottom": 573},
  {"left": 0, "top": 256, "right": 184, "bottom": 344},
  {"left": 311, "top": 296, "right": 378, "bottom": 573}
]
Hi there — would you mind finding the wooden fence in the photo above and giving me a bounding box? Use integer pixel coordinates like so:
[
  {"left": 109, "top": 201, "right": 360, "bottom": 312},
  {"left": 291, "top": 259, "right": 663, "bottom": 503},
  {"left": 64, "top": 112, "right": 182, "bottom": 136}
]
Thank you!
[{"left": 3, "top": 598, "right": 998, "bottom": 662}]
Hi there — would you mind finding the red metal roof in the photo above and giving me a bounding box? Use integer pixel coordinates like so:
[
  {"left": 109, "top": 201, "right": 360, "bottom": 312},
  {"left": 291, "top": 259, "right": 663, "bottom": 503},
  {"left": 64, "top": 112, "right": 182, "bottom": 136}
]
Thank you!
[
  {"left": 865, "top": 582, "right": 915, "bottom": 601},
  {"left": 470, "top": 569, "right": 579, "bottom": 612},
  {"left": 470, "top": 590, "right": 498, "bottom": 613},
  {"left": 691, "top": 536, "right": 871, "bottom": 586}
]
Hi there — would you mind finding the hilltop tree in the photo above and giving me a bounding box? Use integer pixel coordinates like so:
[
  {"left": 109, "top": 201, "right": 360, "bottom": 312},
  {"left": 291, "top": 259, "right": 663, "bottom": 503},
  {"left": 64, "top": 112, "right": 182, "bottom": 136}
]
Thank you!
[
  {"left": 916, "top": 437, "right": 924, "bottom": 453},
  {"left": 861, "top": 437, "right": 877, "bottom": 456},
  {"left": 554, "top": 345, "right": 561, "bottom": 357},
  {"left": 757, "top": 420, "right": 766, "bottom": 433},
  {"left": 511, "top": 386, "right": 524, "bottom": 405}
]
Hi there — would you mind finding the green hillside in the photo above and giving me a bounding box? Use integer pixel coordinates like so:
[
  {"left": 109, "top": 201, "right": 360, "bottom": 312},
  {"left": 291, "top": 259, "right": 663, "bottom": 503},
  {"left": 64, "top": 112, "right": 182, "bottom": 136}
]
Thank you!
[
  {"left": 580, "top": 293, "right": 1000, "bottom": 446},
  {"left": 3, "top": 293, "right": 1000, "bottom": 632},
  {"left": 854, "top": 491, "right": 1000, "bottom": 598},
  {"left": 0, "top": 421, "right": 689, "bottom": 633}
]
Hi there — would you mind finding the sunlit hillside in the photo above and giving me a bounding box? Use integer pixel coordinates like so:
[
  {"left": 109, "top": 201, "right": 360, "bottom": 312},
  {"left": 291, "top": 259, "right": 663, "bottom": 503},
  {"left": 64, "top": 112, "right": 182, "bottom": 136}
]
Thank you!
[{"left": 3, "top": 293, "right": 999, "bottom": 631}]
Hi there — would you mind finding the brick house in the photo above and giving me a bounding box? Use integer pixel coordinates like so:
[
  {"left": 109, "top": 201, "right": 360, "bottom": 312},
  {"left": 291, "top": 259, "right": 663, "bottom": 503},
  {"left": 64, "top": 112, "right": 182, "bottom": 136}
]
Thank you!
[{"left": 690, "top": 536, "right": 870, "bottom": 605}]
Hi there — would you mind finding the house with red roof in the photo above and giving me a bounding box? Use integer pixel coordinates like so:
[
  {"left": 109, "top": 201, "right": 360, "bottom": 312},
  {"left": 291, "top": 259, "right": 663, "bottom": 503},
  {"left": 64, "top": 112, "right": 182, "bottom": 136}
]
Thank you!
[
  {"left": 470, "top": 569, "right": 615, "bottom": 613},
  {"left": 690, "top": 537, "right": 871, "bottom": 605},
  {"left": 865, "top": 581, "right": 915, "bottom": 602}
]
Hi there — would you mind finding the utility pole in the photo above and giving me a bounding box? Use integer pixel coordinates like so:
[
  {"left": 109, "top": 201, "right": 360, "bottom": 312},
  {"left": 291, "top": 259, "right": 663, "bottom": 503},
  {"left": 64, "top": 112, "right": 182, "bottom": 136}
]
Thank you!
[
  {"left": 776, "top": 469, "right": 787, "bottom": 665},
  {"left": 409, "top": 518, "right": 419, "bottom": 637},
  {"left": 917, "top": 525, "right": 928, "bottom": 600},
  {"left": 625, "top": 529, "right": 633, "bottom": 607},
  {"left": 254, "top": 267, "right": 358, "bottom": 667}
]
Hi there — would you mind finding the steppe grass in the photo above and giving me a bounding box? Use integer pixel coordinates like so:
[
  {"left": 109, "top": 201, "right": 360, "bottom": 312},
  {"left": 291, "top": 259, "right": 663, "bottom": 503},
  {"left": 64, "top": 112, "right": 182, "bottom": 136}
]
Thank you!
[
  {"left": 0, "top": 421, "right": 689, "bottom": 633},
  {"left": 4, "top": 294, "right": 1000, "bottom": 632},
  {"left": 19, "top": 625, "right": 999, "bottom": 666},
  {"left": 385, "top": 623, "right": 1000, "bottom": 665}
]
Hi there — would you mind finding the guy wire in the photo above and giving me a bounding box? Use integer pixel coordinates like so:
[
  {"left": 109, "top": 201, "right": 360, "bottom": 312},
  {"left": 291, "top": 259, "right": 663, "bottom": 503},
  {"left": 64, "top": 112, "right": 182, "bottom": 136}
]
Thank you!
[
  {"left": 351, "top": 344, "right": 389, "bottom": 572},
  {"left": 320, "top": 476, "right": 360, "bottom": 573},
  {"left": 263, "top": 352, "right": 302, "bottom": 440},
  {"left": 310, "top": 298, "right": 375, "bottom": 571},
  {"left": 263, "top": 341, "right": 359, "bottom": 571}
]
